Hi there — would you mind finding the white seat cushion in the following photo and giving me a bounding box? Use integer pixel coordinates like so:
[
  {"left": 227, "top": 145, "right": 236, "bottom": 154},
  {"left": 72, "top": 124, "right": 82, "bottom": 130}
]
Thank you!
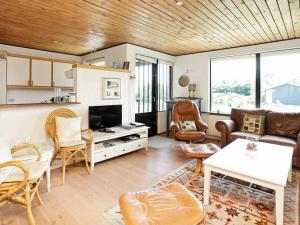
[
  {"left": 12, "top": 144, "right": 54, "bottom": 162},
  {"left": 55, "top": 116, "right": 82, "bottom": 143},
  {"left": 60, "top": 140, "right": 86, "bottom": 147},
  {"left": 4, "top": 161, "right": 48, "bottom": 183},
  {"left": 0, "top": 139, "right": 13, "bottom": 184}
]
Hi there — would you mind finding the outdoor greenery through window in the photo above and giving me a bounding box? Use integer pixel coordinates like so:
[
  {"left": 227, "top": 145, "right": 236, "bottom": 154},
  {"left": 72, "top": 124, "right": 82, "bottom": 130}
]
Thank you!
[
  {"left": 211, "top": 49, "right": 300, "bottom": 114},
  {"left": 210, "top": 55, "right": 256, "bottom": 114}
]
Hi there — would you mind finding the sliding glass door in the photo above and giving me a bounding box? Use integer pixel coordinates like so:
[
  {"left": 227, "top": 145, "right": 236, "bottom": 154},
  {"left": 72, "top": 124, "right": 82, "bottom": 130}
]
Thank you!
[{"left": 135, "top": 59, "right": 172, "bottom": 136}]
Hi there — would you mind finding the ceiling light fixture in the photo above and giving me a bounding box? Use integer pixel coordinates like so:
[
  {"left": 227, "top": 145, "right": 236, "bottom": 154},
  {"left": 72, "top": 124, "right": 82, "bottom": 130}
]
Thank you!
[{"left": 175, "top": 0, "right": 183, "bottom": 6}]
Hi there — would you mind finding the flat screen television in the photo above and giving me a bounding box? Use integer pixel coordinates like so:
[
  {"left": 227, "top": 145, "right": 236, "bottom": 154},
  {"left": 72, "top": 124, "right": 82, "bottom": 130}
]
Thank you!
[{"left": 89, "top": 105, "right": 122, "bottom": 131}]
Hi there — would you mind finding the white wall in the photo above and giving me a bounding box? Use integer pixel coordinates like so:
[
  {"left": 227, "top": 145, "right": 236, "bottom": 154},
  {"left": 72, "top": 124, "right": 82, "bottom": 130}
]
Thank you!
[
  {"left": 75, "top": 68, "right": 130, "bottom": 128},
  {"left": 81, "top": 44, "right": 127, "bottom": 68},
  {"left": 174, "top": 39, "right": 300, "bottom": 137},
  {"left": 82, "top": 44, "right": 176, "bottom": 133}
]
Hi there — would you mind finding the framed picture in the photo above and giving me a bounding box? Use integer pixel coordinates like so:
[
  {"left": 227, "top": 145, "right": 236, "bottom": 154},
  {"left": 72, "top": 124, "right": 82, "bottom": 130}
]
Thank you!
[{"left": 103, "top": 78, "right": 121, "bottom": 99}]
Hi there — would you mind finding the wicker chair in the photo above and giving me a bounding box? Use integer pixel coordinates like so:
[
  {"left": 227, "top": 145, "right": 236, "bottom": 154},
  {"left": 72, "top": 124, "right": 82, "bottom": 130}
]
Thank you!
[
  {"left": 45, "top": 108, "right": 94, "bottom": 185},
  {"left": 0, "top": 143, "right": 47, "bottom": 225}
]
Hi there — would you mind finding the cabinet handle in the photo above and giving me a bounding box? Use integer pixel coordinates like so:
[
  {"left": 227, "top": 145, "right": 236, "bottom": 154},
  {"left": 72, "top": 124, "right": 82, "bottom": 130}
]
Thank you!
[
  {"left": 104, "top": 154, "right": 107, "bottom": 157},
  {"left": 122, "top": 149, "right": 125, "bottom": 152}
]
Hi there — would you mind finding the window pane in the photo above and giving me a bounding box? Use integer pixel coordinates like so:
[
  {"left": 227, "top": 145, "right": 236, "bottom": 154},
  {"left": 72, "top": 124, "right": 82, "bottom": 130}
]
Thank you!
[
  {"left": 157, "top": 63, "right": 171, "bottom": 111},
  {"left": 261, "top": 50, "right": 300, "bottom": 112},
  {"left": 211, "top": 55, "right": 256, "bottom": 114},
  {"left": 135, "top": 60, "right": 153, "bottom": 113}
]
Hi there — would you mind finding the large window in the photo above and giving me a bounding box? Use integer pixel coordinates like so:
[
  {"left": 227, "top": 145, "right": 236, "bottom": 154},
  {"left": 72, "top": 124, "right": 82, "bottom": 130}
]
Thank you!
[
  {"left": 210, "top": 49, "right": 300, "bottom": 113},
  {"left": 261, "top": 50, "right": 300, "bottom": 112},
  {"left": 210, "top": 55, "right": 256, "bottom": 114}
]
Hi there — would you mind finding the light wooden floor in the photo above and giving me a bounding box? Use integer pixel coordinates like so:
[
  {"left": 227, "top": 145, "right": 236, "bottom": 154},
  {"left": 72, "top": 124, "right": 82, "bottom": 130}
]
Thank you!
[{"left": 1, "top": 137, "right": 219, "bottom": 225}]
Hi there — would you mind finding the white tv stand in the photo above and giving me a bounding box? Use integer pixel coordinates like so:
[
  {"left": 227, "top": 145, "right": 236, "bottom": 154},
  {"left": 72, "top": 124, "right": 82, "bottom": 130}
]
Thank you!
[{"left": 84, "top": 126, "right": 149, "bottom": 170}]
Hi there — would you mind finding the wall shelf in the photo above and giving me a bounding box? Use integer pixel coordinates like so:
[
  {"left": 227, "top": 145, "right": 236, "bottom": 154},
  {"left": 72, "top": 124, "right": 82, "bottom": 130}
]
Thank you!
[
  {"left": 7, "top": 85, "right": 73, "bottom": 90},
  {"left": 0, "top": 102, "right": 80, "bottom": 108}
]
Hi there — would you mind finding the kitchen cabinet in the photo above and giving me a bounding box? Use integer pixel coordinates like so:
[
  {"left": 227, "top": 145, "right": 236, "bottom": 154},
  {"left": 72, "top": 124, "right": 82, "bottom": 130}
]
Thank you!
[
  {"left": 31, "top": 59, "right": 52, "bottom": 86},
  {"left": 7, "top": 56, "right": 30, "bottom": 86},
  {"left": 53, "top": 62, "right": 73, "bottom": 87}
]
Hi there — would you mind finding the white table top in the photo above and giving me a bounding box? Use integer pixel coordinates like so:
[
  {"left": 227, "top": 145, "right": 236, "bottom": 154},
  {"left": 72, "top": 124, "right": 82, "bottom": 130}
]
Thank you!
[{"left": 203, "top": 139, "right": 293, "bottom": 186}]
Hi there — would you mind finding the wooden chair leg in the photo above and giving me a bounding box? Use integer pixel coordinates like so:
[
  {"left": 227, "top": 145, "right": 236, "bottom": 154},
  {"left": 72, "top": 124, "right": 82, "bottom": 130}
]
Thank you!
[
  {"left": 25, "top": 185, "right": 35, "bottom": 225},
  {"left": 85, "top": 158, "right": 91, "bottom": 174},
  {"left": 36, "top": 189, "right": 43, "bottom": 205},
  {"left": 189, "top": 159, "right": 203, "bottom": 179},
  {"left": 62, "top": 151, "right": 66, "bottom": 185}
]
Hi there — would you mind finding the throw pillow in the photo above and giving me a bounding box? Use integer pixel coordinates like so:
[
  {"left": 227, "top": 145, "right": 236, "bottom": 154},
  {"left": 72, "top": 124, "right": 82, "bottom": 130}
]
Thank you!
[
  {"left": 178, "top": 121, "right": 197, "bottom": 132},
  {"left": 241, "top": 114, "right": 265, "bottom": 135},
  {"left": 0, "top": 139, "right": 13, "bottom": 184},
  {"left": 55, "top": 116, "right": 82, "bottom": 143}
]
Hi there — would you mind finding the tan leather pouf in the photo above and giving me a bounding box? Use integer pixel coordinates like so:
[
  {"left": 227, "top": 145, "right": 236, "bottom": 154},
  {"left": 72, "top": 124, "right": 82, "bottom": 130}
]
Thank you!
[
  {"left": 180, "top": 143, "right": 220, "bottom": 179},
  {"left": 119, "top": 183, "right": 205, "bottom": 225}
]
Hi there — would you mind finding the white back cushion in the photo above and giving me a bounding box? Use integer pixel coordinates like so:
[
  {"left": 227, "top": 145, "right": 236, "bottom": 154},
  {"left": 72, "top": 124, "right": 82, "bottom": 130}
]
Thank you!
[
  {"left": 0, "top": 139, "right": 12, "bottom": 184},
  {"left": 55, "top": 117, "right": 82, "bottom": 143}
]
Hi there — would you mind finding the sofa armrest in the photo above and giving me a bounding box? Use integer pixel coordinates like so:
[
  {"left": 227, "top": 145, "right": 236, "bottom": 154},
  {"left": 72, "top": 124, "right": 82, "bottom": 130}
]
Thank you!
[
  {"left": 170, "top": 121, "right": 180, "bottom": 133},
  {"left": 195, "top": 120, "right": 208, "bottom": 133},
  {"left": 215, "top": 120, "right": 236, "bottom": 148}
]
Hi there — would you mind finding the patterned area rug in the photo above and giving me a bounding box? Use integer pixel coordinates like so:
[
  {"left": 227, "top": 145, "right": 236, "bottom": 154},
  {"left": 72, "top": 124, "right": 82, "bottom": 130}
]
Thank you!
[{"left": 104, "top": 160, "right": 299, "bottom": 225}]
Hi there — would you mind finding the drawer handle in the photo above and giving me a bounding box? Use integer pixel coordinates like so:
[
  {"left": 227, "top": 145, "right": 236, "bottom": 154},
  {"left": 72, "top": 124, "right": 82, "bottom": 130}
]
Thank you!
[
  {"left": 122, "top": 149, "right": 125, "bottom": 152},
  {"left": 138, "top": 145, "right": 141, "bottom": 147},
  {"left": 104, "top": 154, "right": 107, "bottom": 157}
]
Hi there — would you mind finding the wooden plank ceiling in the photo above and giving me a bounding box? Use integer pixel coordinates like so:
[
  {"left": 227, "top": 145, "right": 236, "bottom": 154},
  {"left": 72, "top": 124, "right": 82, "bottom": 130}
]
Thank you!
[{"left": 0, "top": 0, "right": 300, "bottom": 56}]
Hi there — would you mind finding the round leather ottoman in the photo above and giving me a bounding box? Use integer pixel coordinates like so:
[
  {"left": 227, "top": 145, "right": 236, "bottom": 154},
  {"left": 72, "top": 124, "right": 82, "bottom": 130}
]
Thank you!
[
  {"left": 119, "top": 183, "right": 205, "bottom": 225},
  {"left": 180, "top": 143, "right": 220, "bottom": 179}
]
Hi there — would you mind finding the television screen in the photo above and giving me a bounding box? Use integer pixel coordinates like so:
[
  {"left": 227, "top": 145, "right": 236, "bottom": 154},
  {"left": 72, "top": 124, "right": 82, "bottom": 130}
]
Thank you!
[{"left": 89, "top": 105, "right": 122, "bottom": 131}]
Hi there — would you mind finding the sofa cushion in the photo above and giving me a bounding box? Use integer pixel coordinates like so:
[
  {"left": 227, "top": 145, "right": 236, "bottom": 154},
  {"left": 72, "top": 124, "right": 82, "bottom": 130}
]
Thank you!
[
  {"left": 265, "top": 111, "right": 300, "bottom": 139},
  {"left": 260, "top": 135, "right": 297, "bottom": 156},
  {"left": 231, "top": 108, "right": 268, "bottom": 131},
  {"left": 241, "top": 114, "right": 265, "bottom": 135},
  {"left": 230, "top": 131, "right": 262, "bottom": 142}
]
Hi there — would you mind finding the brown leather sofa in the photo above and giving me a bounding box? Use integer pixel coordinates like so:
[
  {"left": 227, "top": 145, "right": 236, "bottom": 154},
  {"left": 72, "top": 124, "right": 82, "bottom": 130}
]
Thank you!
[
  {"left": 216, "top": 108, "right": 300, "bottom": 168},
  {"left": 170, "top": 100, "right": 208, "bottom": 142}
]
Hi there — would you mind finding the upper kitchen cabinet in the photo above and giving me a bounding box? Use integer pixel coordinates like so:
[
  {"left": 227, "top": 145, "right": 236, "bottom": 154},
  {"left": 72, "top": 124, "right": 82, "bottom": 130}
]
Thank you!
[
  {"left": 53, "top": 62, "right": 73, "bottom": 87},
  {"left": 31, "top": 59, "right": 52, "bottom": 86},
  {"left": 7, "top": 56, "right": 30, "bottom": 86}
]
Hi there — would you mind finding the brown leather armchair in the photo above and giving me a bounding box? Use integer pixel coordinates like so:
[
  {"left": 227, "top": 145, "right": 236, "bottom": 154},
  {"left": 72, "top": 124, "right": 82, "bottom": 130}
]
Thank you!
[{"left": 170, "top": 100, "right": 208, "bottom": 142}]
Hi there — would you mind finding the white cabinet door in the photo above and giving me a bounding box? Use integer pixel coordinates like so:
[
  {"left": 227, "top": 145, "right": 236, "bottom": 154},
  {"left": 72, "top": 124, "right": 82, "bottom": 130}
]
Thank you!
[
  {"left": 7, "top": 56, "right": 30, "bottom": 85},
  {"left": 53, "top": 62, "right": 73, "bottom": 87},
  {"left": 0, "top": 59, "right": 6, "bottom": 104},
  {"left": 31, "top": 59, "right": 52, "bottom": 86}
]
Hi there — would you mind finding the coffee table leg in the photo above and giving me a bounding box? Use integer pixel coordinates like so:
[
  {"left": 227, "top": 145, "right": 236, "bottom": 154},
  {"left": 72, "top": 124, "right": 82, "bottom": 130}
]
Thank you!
[
  {"left": 288, "top": 163, "right": 292, "bottom": 183},
  {"left": 275, "top": 185, "right": 284, "bottom": 225},
  {"left": 203, "top": 166, "right": 211, "bottom": 205}
]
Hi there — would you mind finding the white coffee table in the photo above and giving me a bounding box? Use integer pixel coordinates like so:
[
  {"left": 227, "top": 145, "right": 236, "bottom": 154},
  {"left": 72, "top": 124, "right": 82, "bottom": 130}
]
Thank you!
[{"left": 203, "top": 139, "right": 293, "bottom": 225}]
